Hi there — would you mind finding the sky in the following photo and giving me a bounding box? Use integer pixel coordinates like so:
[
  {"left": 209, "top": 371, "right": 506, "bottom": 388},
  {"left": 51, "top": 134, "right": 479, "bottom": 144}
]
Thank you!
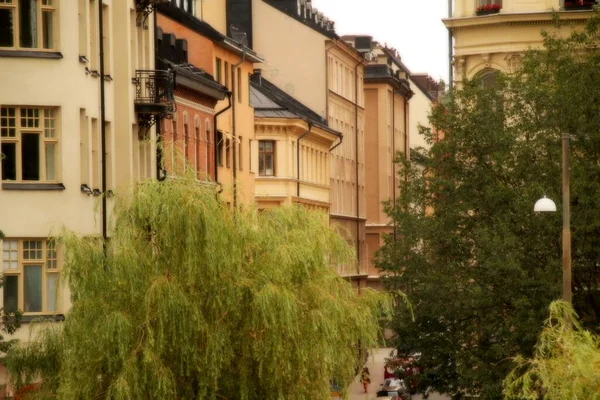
[{"left": 310, "top": 0, "right": 451, "bottom": 84}]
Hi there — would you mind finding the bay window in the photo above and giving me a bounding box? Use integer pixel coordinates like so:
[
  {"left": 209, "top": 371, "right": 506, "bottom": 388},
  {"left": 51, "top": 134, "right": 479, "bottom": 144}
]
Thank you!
[
  {"left": 1, "top": 106, "right": 59, "bottom": 182},
  {"left": 0, "top": 0, "right": 56, "bottom": 50},
  {"left": 3, "top": 238, "right": 60, "bottom": 314}
]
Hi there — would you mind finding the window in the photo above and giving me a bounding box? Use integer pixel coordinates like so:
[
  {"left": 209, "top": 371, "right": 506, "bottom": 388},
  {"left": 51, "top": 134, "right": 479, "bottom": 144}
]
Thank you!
[
  {"left": 478, "top": 0, "right": 502, "bottom": 5},
  {"left": 216, "top": 130, "right": 223, "bottom": 166},
  {"left": 238, "top": 136, "right": 242, "bottom": 171},
  {"left": 225, "top": 138, "right": 231, "bottom": 168},
  {"left": 215, "top": 58, "right": 222, "bottom": 84},
  {"left": 194, "top": 116, "right": 200, "bottom": 177},
  {"left": 183, "top": 114, "right": 189, "bottom": 172},
  {"left": 3, "top": 239, "right": 59, "bottom": 314},
  {"left": 0, "top": 0, "right": 56, "bottom": 49},
  {"left": 237, "top": 70, "right": 242, "bottom": 103},
  {"left": 224, "top": 61, "right": 229, "bottom": 88},
  {"left": 1, "top": 106, "right": 58, "bottom": 182},
  {"left": 258, "top": 140, "right": 275, "bottom": 176},
  {"left": 479, "top": 69, "right": 500, "bottom": 89}
]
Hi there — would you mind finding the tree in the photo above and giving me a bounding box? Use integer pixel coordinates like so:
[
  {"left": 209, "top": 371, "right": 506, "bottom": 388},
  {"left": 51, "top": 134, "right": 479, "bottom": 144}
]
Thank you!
[
  {"left": 377, "top": 14, "right": 600, "bottom": 399},
  {"left": 504, "top": 301, "right": 600, "bottom": 399},
  {"left": 5, "top": 178, "right": 391, "bottom": 399}
]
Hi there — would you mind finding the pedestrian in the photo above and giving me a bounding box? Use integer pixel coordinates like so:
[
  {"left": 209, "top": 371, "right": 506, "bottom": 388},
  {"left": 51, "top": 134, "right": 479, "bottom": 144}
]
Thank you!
[{"left": 360, "top": 367, "right": 371, "bottom": 393}]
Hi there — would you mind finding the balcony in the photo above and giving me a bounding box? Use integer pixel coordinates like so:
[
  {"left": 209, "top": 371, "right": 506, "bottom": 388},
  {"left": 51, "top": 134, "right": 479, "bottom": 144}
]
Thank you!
[{"left": 133, "top": 69, "right": 176, "bottom": 137}]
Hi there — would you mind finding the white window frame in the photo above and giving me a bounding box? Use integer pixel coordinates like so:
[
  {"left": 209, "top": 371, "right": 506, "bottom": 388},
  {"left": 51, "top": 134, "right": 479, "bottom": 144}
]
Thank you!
[{"left": 0, "top": 0, "right": 57, "bottom": 50}]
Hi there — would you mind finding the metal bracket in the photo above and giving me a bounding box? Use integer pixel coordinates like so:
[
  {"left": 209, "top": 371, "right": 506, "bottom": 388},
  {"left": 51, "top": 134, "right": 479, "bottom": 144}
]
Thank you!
[{"left": 135, "top": 0, "right": 169, "bottom": 30}]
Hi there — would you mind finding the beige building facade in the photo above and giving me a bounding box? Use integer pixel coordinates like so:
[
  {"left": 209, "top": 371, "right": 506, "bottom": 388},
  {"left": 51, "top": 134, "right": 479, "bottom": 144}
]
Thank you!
[
  {"left": 445, "top": 0, "right": 593, "bottom": 84},
  {"left": 0, "top": 0, "right": 167, "bottom": 353},
  {"left": 250, "top": 71, "right": 340, "bottom": 211}
]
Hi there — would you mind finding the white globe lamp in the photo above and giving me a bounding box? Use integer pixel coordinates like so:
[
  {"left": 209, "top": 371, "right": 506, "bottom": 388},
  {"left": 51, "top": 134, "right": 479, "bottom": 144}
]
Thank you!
[{"left": 534, "top": 195, "right": 557, "bottom": 212}]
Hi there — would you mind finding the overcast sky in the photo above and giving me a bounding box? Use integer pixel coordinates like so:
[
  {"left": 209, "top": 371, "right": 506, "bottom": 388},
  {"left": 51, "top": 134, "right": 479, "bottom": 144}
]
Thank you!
[{"left": 310, "top": 0, "right": 451, "bottom": 83}]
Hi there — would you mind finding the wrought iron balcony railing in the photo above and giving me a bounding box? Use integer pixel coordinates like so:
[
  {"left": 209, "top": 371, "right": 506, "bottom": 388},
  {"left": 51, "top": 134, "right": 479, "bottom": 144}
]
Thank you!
[
  {"left": 133, "top": 69, "right": 176, "bottom": 116},
  {"left": 133, "top": 69, "right": 176, "bottom": 138}
]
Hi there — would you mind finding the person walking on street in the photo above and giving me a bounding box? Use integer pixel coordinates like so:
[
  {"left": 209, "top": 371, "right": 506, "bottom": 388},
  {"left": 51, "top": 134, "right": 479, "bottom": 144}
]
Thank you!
[{"left": 360, "top": 367, "right": 371, "bottom": 393}]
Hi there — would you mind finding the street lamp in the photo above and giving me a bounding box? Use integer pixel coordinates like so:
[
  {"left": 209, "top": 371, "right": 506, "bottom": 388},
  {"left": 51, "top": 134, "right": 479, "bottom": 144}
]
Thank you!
[{"left": 534, "top": 132, "right": 571, "bottom": 303}]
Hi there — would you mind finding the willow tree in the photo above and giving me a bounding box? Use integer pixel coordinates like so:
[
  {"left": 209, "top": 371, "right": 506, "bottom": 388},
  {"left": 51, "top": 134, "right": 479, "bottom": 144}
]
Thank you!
[
  {"left": 504, "top": 301, "right": 600, "bottom": 399},
  {"left": 6, "top": 178, "right": 390, "bottom": 399}
]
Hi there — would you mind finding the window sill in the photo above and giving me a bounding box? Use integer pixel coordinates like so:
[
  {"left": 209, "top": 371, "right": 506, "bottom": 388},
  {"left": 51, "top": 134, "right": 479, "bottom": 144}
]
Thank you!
[
  {"left": 0, "top": 50, "right": 63, "bottom": 59},
  {"left": 21, "top": 314, "right": 65, "bottom": 323},
  {"left": 2, "top": 182, "right": 66, "bottom": 191}
]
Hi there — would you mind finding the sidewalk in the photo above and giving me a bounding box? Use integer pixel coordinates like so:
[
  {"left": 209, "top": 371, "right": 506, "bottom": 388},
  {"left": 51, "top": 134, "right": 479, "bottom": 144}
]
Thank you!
[{"left": 347, "top": 348, "right": 449, "bottom": 400}]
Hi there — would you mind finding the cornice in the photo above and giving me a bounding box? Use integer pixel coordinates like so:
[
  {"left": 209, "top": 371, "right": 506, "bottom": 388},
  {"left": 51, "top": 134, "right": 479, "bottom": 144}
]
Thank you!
[{"left": 444, "top": 10, "right": 591, "bottom": 30}]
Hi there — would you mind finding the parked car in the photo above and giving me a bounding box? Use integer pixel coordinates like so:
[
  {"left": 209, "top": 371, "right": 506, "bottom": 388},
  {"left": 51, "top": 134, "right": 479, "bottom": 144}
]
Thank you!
[{"left": 376, "top": 378, "right": 410, "bottom": 399}]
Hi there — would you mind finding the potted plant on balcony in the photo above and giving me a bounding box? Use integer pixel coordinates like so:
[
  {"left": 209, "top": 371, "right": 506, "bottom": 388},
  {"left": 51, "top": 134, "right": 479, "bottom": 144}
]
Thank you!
[
  {"left": 476, "top": 3, "right": 502, "bottom": 15},
  {"left": 564, "top": 0, "right": 596, "bottom": 10}
]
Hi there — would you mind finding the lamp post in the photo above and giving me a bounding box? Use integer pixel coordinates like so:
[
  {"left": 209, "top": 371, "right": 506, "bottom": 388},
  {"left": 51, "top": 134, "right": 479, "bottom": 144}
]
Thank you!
[{"left": 534, "top": 132, "right": 571, "bottom": 303}]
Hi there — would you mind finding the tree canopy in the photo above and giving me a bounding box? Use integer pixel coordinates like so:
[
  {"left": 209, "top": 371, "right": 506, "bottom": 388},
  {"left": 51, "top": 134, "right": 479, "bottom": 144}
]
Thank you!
[
  {"left": 504, "top": 301, "right": 600, "bottom": 399},
  {"left": 377, "top": 14, "right": 600, "bottom": 399},
  {"left": 6, "top": 178, "right": 391, "bottom": 399}
]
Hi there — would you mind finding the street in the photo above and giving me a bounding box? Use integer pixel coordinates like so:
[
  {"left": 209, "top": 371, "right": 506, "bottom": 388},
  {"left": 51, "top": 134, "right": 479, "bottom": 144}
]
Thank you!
[{"left": 347, "top": 348, "right": 449, "bottom": 400}]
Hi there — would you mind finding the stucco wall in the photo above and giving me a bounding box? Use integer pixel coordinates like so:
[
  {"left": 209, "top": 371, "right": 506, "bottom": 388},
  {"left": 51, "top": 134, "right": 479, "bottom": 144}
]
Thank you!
[{"left": 252, "top": 0, "right": 328, "bottom": 118}]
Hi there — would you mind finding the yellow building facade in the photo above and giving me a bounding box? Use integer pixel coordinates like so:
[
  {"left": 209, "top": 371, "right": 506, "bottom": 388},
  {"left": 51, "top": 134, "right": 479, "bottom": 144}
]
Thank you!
[
  {"left": 0, "top": 0, "right": 166, "bottom": 357},
  {"left": 445, "top": 0, "right": 593, "bottom": 83},
  {"left": 250, "top": 71, "right": 339, "bottom": 211}
]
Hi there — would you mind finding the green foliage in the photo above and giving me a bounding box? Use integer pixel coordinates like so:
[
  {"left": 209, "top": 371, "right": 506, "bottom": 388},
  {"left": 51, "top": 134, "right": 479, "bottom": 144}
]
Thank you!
[
  {"left": 377, "top": 12, "right": 600, "bottom": 399},
  {"left": 504, "top": 301, "right": 600, "bottom": 399},
  {"left": 5, "top": 178, "right": 391, "bottom": 400}
]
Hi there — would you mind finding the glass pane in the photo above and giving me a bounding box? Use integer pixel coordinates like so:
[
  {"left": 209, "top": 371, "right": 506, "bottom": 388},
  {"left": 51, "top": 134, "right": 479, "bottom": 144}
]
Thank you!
[
  {"left": 46, "top": 274, "right": 57, "bottom": 312},
  {"left": 21, "top": 108, "right": 40, "bottom": 128},
  {"left": 1, "top": 142, "right": 16, "bottom": 180},
  {"left": 3, "top": 240, "right": 18, "bottom": 271},
  {"left": 19, "top": 0, "right": 37, "bottom": 48},
  {"left": 42, "top": 10, "right": 53, "bottom": 49},
  {"left": 21, "top": 133, "right": 40, "bottom": 181},
  {"left": 4, "top": 276, "right": 18, "bottom": 313},
  {"left": 1, "top": 107, "right": 16, "bottom": 138},
  {"left": 45, "top": 143, "right": 56, "bottom": 180},
  {"left": 24, "top": 264, "right": 42, "bottom": 312},
  {"left": 0, "top": 8, "right": 14, "bottom": 47}
]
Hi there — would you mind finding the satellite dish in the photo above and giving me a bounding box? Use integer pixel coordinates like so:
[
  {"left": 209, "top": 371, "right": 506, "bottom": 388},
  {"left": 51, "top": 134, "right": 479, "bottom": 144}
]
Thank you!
[{"left": 230, "top": 24, "right": 248, "bottom": 47}]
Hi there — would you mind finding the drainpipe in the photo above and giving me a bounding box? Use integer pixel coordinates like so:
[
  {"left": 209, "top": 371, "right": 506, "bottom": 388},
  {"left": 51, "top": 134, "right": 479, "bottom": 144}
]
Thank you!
[
  {"left": 354, "top": 58, "right": 363, "bottom": 285},
  {"left": 98, "top": 0, "right": 107, "bottom": 246},
  {"left": 404, "top": 97, "right": 410, "bottom": 182},
  {"left": 448, "top": 0, "right": 454, "bottom": 90},
  {"left": 154, "top": 12, "right": 167, "bottom": 181},
  {"left": 297, "top": 122, "right": 312, "bottom": 197},
  {"left": 214, "top": 93, "right": 232, "bottom": 188},
  {"left": 232, "top": 51, "right": 247, "bottom": 208},
  {"left": 392, "top": 88, "right": 397, "bottom": 241},
  {"left": 329, "top": 136, "right": 342, "bottom": 152}
]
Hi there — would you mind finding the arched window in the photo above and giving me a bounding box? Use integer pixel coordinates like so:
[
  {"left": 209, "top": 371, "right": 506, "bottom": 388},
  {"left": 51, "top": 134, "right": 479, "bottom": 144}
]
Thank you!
[
  {"left": 478, "top": 69, "right": 500, "bottom": 90},
  {"left": 183, "top": 113, "right": 189, "bottom": 172},
  {"left": 171, "top": 114, "right": 178, "bottom": 172},
  {"left": 194, "top": 116, "right": 201, "bottom": 178}
]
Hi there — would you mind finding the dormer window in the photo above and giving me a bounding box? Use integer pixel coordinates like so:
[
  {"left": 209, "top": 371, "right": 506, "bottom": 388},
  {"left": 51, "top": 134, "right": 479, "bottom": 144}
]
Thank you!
[{"left": 173, "top": 0, "right": 194, "bottom": 14}]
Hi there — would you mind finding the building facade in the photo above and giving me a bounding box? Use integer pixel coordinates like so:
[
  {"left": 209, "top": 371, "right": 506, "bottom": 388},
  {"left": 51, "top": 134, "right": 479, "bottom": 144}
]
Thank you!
[
  {"left": 445, "top": 0, "right": 593, "bottom": 84},
  {"left": 158, "top": 0, "right": 263, "bottom": 206},
  {"left": 250, "top": 71, "right": 341, "bottom": 212},
  {"left": 353, "top": 41, "right": 414, "bottom": 291},
  {"left": 0, "top": 0, "right": 171, "bottom": 384}
]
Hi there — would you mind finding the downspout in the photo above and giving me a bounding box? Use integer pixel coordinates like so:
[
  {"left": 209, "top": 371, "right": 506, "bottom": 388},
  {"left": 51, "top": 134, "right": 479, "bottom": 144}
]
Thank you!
[
  {"left": 297, "top": 122, "right": 312, "bottom": 197},
  {"left": 98, "top": 0, "right": 107, "bottom": 246},
  {"left": 354, "top": 58, "right": 362, "bottom": 285},
  {"left": 232, "top": 52, "right": 247, "bottom": 209},
  {"left": 448, "top": 0, "right": 454, "bottom": 90},
  {"left": 392, "top": 88, "right": 396, "bottom": 241},
  {"left": 404, "top": 97, "right": 409, "bottom": 183},
  {"left": 154, "top": 12, "right": 167, "bottom": 181},
  {"left": 214, "top": 93, "right": 232, "bottom": 191},
  {"left": 329, "top": 136, "right": 342, "bottom": 152}
]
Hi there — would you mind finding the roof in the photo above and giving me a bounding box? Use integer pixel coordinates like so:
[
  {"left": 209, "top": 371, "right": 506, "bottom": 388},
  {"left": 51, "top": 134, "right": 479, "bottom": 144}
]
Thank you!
[
  {"left": 365, "top": 65, "right": 413, "bottom": 98},
  {"left": 409, "top": 74, "right": 441, "bottom": 102},
  {"left": 250, "top": 73, "right": 341, "bottom": 137},
  {"left": 164, "top": 61, "right": 228, "bottom": 100},
  {"left": 262, "top": 0, "right": 338, "bottom": 39},
  {"left": 157, "top": 3, "right": 264, "bottom": 63}
]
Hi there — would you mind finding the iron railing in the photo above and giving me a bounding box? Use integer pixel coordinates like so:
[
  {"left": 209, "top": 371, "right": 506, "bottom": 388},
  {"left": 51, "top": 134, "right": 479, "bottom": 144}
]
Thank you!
[{"left": 133, "top": 69, "right": 176, "bottom": 116}]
